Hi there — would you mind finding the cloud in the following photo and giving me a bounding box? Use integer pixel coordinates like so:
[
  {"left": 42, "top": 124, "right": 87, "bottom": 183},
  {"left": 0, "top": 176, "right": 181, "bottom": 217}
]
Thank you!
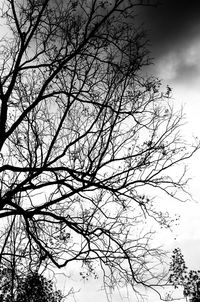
[
  {"left": 154, "top": 39, "right": 200, "bottom": 83},
  {"left": 137, "top": 0, "right": 200, "bottom": 60}
]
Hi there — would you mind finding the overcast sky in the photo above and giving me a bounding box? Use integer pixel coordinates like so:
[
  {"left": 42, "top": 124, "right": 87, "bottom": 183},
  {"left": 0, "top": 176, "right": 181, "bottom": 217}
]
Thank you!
[
  {"left": 73, "top": 2, "right": 200, "bottom": 301},
  {"left": 0, "top": 1, "right": 199, "bottom": 301},
  {"left": 50, "top": 1, "right": 200, "bottom": 301},
  {"left": 139, "top": 2, "right": 200, "bottom": 299},
  {"left": 140, "top": 2, "right": 200, "bottom": 300}
]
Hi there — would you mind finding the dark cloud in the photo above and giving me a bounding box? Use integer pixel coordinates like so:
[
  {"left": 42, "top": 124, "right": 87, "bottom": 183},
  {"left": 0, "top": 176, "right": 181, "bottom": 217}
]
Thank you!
[
  {"left": 136, "top": 0, "right": 200, "bottom": 81},
  {"left": 173, "top": 58, "right": 200, "bottom": 84},
  {"left": 138, "top": 0, "right": 200, "bottom": 56}
]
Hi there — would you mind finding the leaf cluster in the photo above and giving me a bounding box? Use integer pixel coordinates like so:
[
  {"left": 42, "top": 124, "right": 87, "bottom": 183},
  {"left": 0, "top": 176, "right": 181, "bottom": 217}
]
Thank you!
[
  {"left": 169, "top": 248, "right": 200, "bottom": 301},
  {"left": 0, "top": 266, "right": 63, "bottom": 302}
]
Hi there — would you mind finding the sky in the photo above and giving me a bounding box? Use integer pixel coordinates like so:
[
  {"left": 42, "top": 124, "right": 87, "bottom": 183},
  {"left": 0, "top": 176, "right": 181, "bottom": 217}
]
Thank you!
[
  {"left": 67, "top": 2, "right": 200, "bottom": 301},
  {"left": 138, "top": 0, "right": 200, "bottom": 257},
  {"left": 134, "top": 1, "right": 200, "bottom": 300},
  {"left": 3, "top": 1, "right": 198, "bottom": 302},
  {"left": 0, "top": 1, "right": 199, "bottom": 301},
  {"left": 140, "top": 0, "right": 200, "bottom": 97}
]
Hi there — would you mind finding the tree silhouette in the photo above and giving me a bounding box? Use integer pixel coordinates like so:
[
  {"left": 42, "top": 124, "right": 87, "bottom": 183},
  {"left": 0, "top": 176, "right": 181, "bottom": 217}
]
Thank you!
[
  {"left": 0, "top": 267, "right": 63, "bottom": 302},
  {"left": 169, "top": 248, "right": 200, "bottom": 302},
  {"left": 0, "top": 0, "right": 198, "bottom": 297}
]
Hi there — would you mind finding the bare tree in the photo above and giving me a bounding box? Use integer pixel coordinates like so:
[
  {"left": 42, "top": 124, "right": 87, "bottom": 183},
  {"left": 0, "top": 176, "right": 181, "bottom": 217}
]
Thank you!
[{"left": 0, "top": 0, "right": 198, "bottom": 298}]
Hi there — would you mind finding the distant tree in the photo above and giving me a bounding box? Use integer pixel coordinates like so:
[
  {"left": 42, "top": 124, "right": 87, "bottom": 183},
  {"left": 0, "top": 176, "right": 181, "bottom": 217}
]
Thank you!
[
  {"left": 0, "top": 0, "right": 199, "bottom": 298},
  {"left": 0, "top": 267, "right": 63, "bottom": 302},
  {"left": 169, "top": 248, "right": 200, "bottom": 302},
  {"left": 0, "top": 216, "right": 68, "bottom": 302},
  {"left": 16, "top": 272, "right": 63, "bottom": 302}
]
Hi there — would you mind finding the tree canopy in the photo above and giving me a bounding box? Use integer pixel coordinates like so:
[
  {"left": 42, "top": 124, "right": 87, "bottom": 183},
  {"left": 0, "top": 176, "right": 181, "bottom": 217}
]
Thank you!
[
  {"left": 0, "top": 0, "right": 198, "bottom": 298},
  {"left": 169, "top": 248, "right": 200, "bottom": 302},
  {"left": 0, "top": 266, "right": 63, "bottom": 302}
]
